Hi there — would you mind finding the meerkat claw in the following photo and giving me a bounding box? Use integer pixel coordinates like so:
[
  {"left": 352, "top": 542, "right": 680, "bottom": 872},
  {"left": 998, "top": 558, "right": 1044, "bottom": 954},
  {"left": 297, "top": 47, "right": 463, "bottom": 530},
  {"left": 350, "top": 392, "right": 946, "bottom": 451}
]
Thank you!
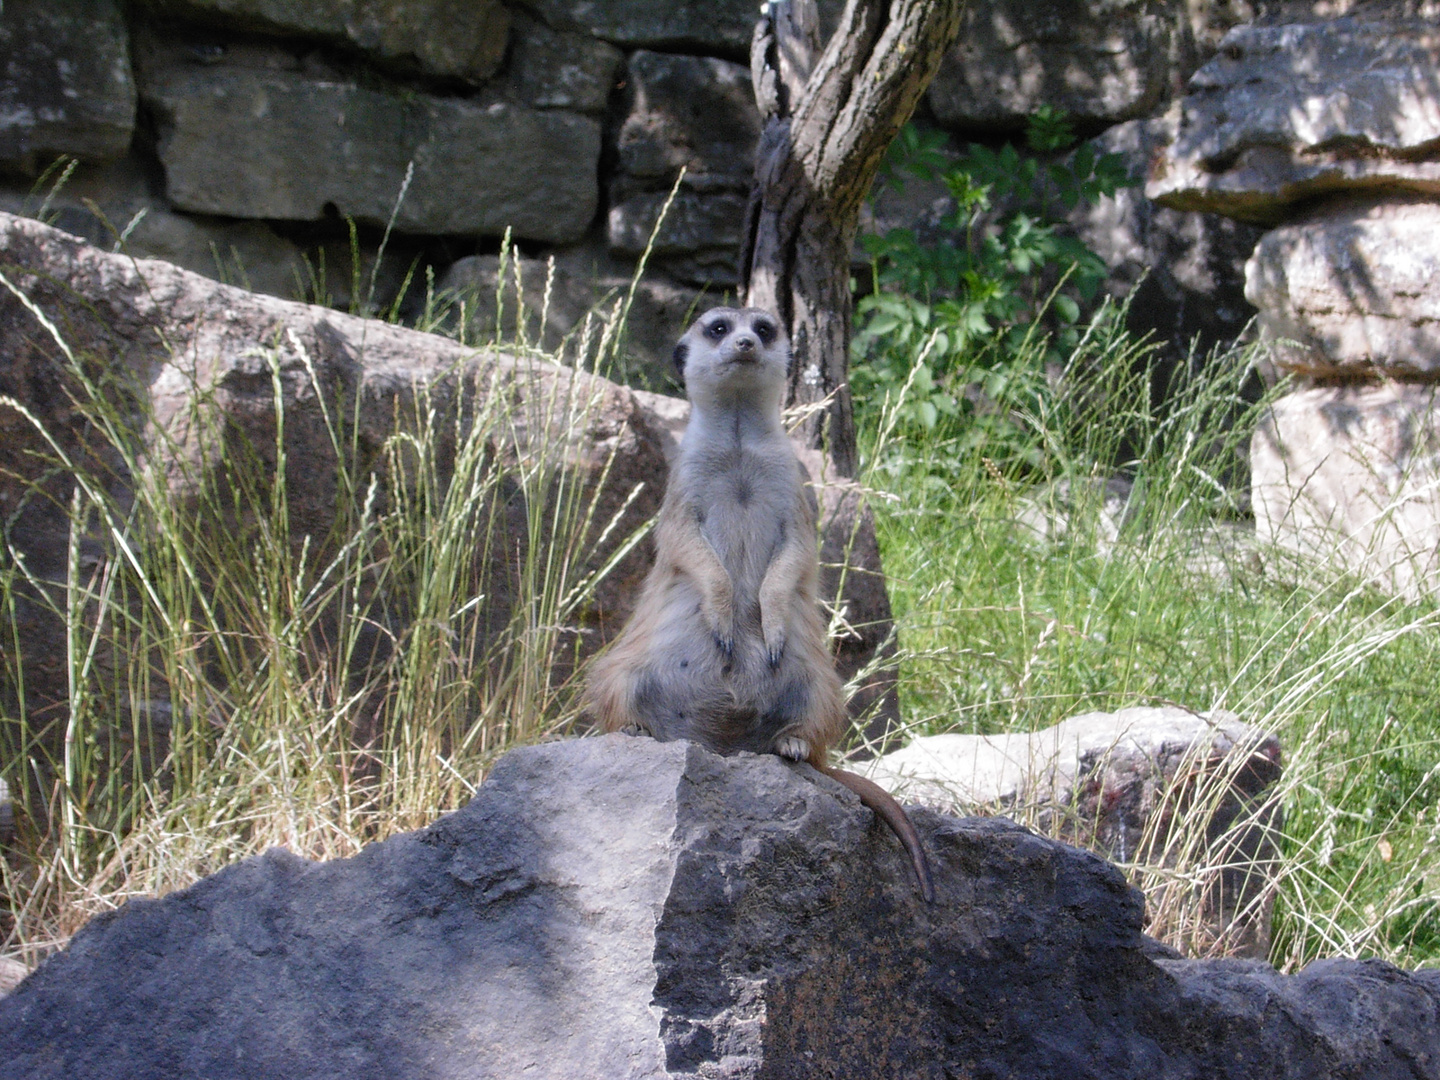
[
  {"left": 765, "top": 634, "right": 785, "bottom": 668},
  {"left": 619, "top": 722, "right": 652, "bottom": 737},
  {"left": 775, "top": 736, "right": 810, "bottom": 761}
]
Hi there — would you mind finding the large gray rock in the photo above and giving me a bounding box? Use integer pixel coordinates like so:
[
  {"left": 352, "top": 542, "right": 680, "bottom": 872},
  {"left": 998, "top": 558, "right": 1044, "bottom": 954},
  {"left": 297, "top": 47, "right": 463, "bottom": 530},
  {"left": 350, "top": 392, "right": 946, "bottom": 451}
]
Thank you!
[
  {"left": 1245, "top": 197, "right": 1440, "bottom": 379},
  {"left": 0, "top": 0, "right": 137, "bottom": 172},
  {"left": 142, "top": 0, "right": 512, "bottom": 83},
  {"left": 607, "top": 51, "right": 761, "bottom": 287},
  {"left": 868, "top": 706, "right": 1282, "bottom": 956},
  {"left": 2, "top": 735, "right": 1437, "bottom": 1078},
  {"left": 928, "top": 0, "right": 1189, "bottom": 134},
  {"left": 144, "top": 63, "right": 600, "bottom": 243},
  {"left": 1252, "top": 383, "right": 1440, "bottom": 601},
  {"left": 1149, "top": 18, "right": 1440, "bottom": 223},
  {"left": 0, "top": 211, "right": 667, "bottom": 724}
]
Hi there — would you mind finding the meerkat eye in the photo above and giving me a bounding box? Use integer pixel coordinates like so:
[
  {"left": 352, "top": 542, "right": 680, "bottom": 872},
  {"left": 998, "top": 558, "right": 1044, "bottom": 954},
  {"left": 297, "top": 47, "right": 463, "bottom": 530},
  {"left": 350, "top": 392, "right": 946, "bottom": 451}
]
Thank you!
[
  {"left": 705, "top": 319, "right": 730, "bottom": 340},
  {"left": 753, "top": 320, "right": 776, "bottom": 345}
]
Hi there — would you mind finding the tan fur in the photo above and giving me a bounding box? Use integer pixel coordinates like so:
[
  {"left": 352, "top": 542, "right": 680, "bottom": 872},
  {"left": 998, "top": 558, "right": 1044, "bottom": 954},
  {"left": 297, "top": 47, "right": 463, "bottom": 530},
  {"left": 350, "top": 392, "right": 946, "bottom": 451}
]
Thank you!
[{"left": 585, "top": 307, "right": 934, "bottom": 901}]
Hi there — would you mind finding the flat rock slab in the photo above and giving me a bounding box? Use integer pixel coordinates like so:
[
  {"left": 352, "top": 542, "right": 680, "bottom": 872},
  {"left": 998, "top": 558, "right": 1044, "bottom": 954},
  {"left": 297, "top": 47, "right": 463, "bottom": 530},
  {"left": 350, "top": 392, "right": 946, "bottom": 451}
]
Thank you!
[
  {"left": 1149, "top": 18, "right": 1440, "bottom": 222},
  {"left": 2, "top": 736, "right": 1436, "bottom": 1079},
  {"left": 0, "top": 0, "right": 136, "bottom": 171},
  {"left": 1253, "top": 383, "right": 1440, "bottom": 601},
  {"left": 145, "top": 65, "right": 600, "bottom": 242},
  {"left": 1245, "top": 197, "right": 1440, "bottom": 378}
]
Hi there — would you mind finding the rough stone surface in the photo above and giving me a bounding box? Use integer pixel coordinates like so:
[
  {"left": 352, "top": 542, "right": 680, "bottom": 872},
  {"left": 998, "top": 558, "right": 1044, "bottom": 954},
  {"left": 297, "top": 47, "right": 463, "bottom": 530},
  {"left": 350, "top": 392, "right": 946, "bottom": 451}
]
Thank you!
[
  {"left": 1149, "top": 18, "right": 1440, "bottom": 222},
  {"left": 506, "top": 13, "right": 624, "bottom": 114},
  {"left": 0, "top": 956, "right": 27, "bottom": 999},
  {"left": 2, "top": 735, "right": 1437, "bottom": 1079},
  {"left": 144, "top": 0, "right": 512, "bottom": 83},
  {"left": 1075, "top": 114, "right": 1263, "bottom": 362},
  {"left": 867, "top": 706, "right": 1282, "bottom": 954},
  {"left": 928, "top": 0, "right": 1188, "bottom": 134},
  {"left": 1245, "top": 197, "right": 1440, "bottom": 379},
  {"left": 512, "top": 0, "right": 779, "bottom": 55},
  {"left": 0, "top": 0, "right": 136, "bottom": 172},
  {"left": 145, "top": 63, "right": 600, "bottom": 242},
  {"left": 606, "top": 51, "right": 760, "bottom": 286},
  {"left": 0, "top": 211, "right": 667, "bottom": 723},
  {"left": 1253, "top": 383, "right": 1440, "bottom": 600}
]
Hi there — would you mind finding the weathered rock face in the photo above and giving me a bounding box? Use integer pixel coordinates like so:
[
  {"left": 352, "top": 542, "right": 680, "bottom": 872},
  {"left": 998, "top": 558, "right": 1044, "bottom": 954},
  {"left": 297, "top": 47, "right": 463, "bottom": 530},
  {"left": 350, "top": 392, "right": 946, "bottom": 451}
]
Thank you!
[
  {"left": 0, "top": 0, "right": 136, "bottom": 172},
  {"left": 1149, "top": 18, "right": 1440, "bottom": 222},
  {"left": 607, "top": 50, "right": 761, "bottom": 286},
  {"left": 869, "top": 706, "right": 1282, "bottom": 956},
  {"left": 927, "top": 0, "right": 1189, "bottom": 134},
  {"left": 1076, "top": 114, "right": 1263, "bottom": 361},
  {"left": 1245, "top": 197, "right": 1440, "bottom": 380},
  {"left": 2, "top": 735, "right": 1437, "bottom": 1078},
  {"left": 143, "top": 59, "right": 601, "bottom": 242},
  {"left": 143, "top": 0, "right": 512, "bottom": 83},
  {"left": 0, "top": 211, "right": 668, "bottom": 723},
  {"left": 1252, "top": 383, "right": 1440, "bottom": 600}
]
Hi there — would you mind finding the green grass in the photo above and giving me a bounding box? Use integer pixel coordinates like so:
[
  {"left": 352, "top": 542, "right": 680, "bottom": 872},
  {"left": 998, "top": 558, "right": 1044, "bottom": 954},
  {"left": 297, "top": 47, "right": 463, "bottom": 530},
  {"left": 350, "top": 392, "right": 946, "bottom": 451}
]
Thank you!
[{"left": 860, "top": 310, "right": 1440, "bottom": 968}]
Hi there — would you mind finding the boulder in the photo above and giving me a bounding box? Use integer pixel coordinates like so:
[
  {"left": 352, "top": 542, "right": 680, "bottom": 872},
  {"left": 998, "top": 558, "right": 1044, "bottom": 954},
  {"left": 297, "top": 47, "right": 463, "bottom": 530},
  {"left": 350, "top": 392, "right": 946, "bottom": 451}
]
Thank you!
[
  {"left": 0, "top": 0, "right": 136, "bottom": 172},
  {"left": 1, "top": 735, "right": 1436, "bottom": 1078},
  {"left": 0, "top": 210, "right": 667, "bottom": 724},
  {"left": 142, "top": 0, "right": 512, "bottom": 84},
  {"left": 1245, "top": 197, "right": 1440, "bottom": 379},
  {"left": 867, "top": 705, "right": 1282, "bottom": 955},
  {"left": 1252, "top": 383, "right": 1440, "bottom": 601},
  {"left": 927, "top": 0, "right": 1189, "bottom": 135},
  {"left": 143, "top": 61, "right": 600, "bottom": 243},
  {"left": 1148, "top": 18, "right": 1440, "bottom": 223}
]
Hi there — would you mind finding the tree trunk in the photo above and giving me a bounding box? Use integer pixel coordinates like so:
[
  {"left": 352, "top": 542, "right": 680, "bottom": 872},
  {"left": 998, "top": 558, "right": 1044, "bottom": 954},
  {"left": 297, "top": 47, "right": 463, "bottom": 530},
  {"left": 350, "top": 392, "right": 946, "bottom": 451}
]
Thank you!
[{"left": 741, "top": 0, "right": 964, "bottom": 477}]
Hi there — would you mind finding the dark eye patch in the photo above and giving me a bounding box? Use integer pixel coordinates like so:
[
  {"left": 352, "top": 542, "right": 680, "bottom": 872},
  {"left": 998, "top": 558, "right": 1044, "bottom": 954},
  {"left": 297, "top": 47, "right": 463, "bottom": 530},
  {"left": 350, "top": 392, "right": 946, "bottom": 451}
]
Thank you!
[
  {"left": 705, "top": 319, "right": 730, "bottom": 339},
  {"left": 753, "top": 320, "right": 776, "bottom": 344}
]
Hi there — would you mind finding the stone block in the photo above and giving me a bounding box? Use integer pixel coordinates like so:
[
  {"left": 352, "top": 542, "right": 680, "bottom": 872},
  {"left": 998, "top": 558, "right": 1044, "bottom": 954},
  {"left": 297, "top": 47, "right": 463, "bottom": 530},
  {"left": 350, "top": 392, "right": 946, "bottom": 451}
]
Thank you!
[
  {"left": 1245, "top": 197, "right": 1440, "bottom": 379},
  {"left": 0, "top": 0, "right": 136, "bottom": 172},
  {"left": 145, "top": 65, "right": 600, "bottom": 243},
  {"left": 512, "top": 0, "right": 768, "bottom": 54},
  {"left": 1149, "top": 18, "right": 1440, "bottom": 222},
  {"left": 145, "top": 0, "right": 511, "bottom": 83},
  {"left": 928, "top": 0, "right": 1187, "bottom": 134},
  {"left": 1252, "top": 383, "right": 1440, "bottom": 601},
  {"left": 506, "top": 13, "right": 623, "bottom": 114}
]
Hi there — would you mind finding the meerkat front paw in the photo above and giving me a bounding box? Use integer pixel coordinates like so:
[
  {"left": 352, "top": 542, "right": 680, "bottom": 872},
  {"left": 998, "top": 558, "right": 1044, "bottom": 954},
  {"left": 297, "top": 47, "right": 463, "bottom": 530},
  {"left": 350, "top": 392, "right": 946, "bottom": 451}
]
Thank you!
[
  {"left": 763, "top": 626, "right": 786, "bottom": 667},
  {"left": 775, "top": 736, "right": 810, "bottom": 761},
  {"left": 619, "top": 722, "right": 653, "bottom": 737}
]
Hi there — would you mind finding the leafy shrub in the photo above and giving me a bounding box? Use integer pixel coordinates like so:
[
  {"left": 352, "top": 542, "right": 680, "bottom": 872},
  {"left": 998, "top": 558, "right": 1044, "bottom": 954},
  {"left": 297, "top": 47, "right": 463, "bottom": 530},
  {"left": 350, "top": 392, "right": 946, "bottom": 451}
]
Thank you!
[{"left": 852, "top": 108, "right": 1135, "bottom": 463}]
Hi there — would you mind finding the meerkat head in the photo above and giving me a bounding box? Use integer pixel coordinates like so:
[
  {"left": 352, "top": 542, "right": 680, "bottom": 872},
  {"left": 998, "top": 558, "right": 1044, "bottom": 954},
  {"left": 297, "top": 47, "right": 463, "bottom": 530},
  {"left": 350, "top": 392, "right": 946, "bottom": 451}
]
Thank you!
[{"left": 673, "top": 307, "right": 790, "bottom": 411}]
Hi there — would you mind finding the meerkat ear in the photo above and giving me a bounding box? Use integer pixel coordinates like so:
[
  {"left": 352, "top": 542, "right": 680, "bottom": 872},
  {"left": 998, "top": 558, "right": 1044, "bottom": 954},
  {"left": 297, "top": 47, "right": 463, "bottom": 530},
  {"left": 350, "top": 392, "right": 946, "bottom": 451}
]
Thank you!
[{"left": 672, "top": 340, "right": 689, "bottom": 380}]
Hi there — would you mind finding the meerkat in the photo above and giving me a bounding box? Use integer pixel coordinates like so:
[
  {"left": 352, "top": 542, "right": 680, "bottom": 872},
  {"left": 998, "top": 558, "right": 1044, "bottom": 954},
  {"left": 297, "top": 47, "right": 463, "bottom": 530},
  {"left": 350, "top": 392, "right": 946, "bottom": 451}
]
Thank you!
[{"left": 585, "top": 306, "right": 934, "bottom": 902}]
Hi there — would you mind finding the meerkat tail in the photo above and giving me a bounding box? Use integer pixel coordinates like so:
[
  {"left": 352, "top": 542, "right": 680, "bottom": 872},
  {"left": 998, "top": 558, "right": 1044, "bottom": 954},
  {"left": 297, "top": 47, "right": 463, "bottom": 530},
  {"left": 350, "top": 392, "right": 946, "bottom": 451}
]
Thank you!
[{"left": 822, "top": 766, "right": 935, "bottom": 904}]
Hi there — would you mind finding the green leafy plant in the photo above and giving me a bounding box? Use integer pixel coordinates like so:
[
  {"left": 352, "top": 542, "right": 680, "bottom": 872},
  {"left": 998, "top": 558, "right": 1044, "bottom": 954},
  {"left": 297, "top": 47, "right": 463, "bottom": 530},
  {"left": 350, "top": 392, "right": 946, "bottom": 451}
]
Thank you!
[{"left": 853, "top": 107, "right": 1135, "bottom": 463}]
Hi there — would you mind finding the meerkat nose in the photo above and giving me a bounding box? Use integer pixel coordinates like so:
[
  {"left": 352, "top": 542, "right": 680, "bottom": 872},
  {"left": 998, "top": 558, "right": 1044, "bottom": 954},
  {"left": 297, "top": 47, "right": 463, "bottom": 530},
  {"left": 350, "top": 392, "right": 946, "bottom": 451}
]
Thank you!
[{"left": 734, "top": 334, "right": 756, "bottom": 352}]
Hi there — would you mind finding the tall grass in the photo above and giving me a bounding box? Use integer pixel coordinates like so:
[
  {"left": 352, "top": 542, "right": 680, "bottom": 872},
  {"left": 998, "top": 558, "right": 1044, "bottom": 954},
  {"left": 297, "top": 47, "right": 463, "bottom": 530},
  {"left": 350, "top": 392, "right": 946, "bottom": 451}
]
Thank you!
[
  {"left": 0, "top": 257, "right": 648, "bottom": 966},
  {"left": 863, "top": 307, "right": 1440, "bottom": 968}
]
